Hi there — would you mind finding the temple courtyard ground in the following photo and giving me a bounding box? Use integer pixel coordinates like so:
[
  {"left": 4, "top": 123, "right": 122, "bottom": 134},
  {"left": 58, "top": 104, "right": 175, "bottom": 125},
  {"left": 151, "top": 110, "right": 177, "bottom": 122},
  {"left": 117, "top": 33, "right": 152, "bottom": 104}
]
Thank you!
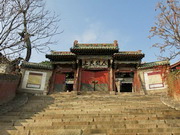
[{"left": 0, "top": 92, "right": 180, "bottom": 135}]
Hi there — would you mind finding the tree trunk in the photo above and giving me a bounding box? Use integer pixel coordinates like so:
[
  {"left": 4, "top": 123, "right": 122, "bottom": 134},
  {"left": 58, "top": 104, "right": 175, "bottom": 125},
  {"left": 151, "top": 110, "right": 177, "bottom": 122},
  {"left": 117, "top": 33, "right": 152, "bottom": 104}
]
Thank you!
[{"left": 24, "top": 37, "right": 31, "bottom": 62}]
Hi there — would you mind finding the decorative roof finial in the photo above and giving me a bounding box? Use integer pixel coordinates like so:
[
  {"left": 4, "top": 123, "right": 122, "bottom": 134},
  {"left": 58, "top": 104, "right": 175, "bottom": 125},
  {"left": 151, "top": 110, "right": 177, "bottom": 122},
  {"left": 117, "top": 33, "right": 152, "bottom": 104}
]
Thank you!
[
  {"left": 74, "top": 40, "right": 78, "bottom": 46},
  {"left": 138, "top": 50, "right": 142, "bottom": 53},
  {"left": 114, "top": 40, "right": 118, "bottom": 46},
  {"left": 51, "top": 50, "right": 54, "bottom": 54}
]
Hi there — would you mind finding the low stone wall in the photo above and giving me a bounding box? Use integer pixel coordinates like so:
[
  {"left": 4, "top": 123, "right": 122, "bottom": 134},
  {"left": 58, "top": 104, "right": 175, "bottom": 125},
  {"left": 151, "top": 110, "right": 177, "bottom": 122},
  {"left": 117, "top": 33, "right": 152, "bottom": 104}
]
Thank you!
[
  {"left": 168, "top": 71, "right": 180, "bottom": 100},
  {"left": 0, "top": 74, "right": 21, "bottom": 105}
]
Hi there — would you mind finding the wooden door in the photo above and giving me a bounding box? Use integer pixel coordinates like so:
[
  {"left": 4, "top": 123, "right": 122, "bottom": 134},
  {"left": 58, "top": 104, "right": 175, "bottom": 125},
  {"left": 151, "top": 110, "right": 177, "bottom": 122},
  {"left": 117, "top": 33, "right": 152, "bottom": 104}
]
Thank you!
[{"left": 81, "top": 71, "right": 109, "bottom": 91}]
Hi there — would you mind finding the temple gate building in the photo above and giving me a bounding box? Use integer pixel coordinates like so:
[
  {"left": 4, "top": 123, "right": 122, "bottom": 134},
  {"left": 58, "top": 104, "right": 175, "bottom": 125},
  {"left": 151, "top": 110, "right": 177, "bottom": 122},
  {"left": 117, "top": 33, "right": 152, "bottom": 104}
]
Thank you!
[{"left": 46, "top": 40, "right": 145, "bottom": 94}]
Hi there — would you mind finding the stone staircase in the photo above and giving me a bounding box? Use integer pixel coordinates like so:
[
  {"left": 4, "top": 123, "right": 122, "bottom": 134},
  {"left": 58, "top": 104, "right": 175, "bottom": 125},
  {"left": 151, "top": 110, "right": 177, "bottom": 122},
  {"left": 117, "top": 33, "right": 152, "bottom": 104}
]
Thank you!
[{"left": 0, "top": 92, "right": 180, "bottom": 135}]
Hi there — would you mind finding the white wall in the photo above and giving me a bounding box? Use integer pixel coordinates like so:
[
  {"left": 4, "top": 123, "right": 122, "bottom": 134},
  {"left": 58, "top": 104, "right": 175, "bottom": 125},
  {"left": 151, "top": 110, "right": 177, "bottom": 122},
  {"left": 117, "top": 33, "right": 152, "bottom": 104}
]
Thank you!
[
  {"left": 143, "top": 70, "right": 167, "bottom": 90},
  {"left": 22, "top": 70, "right": 47, "bottom": 91}
]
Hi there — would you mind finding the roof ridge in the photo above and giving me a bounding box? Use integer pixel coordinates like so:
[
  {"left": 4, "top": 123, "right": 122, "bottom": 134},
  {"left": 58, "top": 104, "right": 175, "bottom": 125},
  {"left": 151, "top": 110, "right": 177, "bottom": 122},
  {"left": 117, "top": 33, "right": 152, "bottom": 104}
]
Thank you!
[
  {"left": 170, "top": 61, "right": 180, "bottom": 68},
  {"left": 77, "top": 43, "right": 114, "bottom": 45},
  {"left": 73, "top": 40, "right": 118, "bottom": 48},
  {"left": 21, "top": 62, "right": 53, "bottom": 70},
  {"left": 139, "top": 60, "right": 170, "bottom": 69},
  {"left": 50, "top": 51, "right": 75, "bottom": 55},
  {"left": 142, "top": 60, "right": 169, "bottom": 64},
  {"left": 22, "top": 61, "right": 51, "bottom": 66},
  {"left": 116, "top": 51, "right": 142, "bottom": 53}
]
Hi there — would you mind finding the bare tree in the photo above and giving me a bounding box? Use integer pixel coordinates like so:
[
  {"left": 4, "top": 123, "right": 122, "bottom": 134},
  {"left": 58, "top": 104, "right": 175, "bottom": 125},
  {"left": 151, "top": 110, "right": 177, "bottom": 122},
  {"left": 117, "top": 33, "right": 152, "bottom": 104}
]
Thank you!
[
  {"left": 0, "top": 0, "right": 61, "bottom": 61},
  {"left": 149, "top": 0, "right": 180, "bottom": 60}
]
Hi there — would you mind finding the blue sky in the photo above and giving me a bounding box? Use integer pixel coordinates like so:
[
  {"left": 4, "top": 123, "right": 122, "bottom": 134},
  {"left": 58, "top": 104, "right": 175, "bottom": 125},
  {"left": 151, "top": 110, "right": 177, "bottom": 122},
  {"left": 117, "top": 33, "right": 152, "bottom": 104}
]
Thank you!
[{"left": 30, "top": 0, "right": 178, "bottom": 64}]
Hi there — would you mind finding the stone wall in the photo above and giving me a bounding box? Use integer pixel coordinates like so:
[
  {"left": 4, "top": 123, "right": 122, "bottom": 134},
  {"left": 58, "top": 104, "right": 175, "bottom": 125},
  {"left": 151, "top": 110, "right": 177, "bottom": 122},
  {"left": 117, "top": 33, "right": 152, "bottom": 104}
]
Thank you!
[
  {"left": 0, "top": 74, "right": 21, "bottom": 105},
  {"left": 168, "top": 71, "right": 180, "bottom": 99}
]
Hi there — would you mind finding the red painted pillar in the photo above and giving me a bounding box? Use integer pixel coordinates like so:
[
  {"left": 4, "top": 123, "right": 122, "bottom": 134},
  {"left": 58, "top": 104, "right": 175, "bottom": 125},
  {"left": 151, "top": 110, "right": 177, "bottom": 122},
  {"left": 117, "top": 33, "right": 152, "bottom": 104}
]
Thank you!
[
  {"left": 48, "top": 69, "right": 56, "bottom": 94},
  {"left": 109, "top": 60, "right": 115, "bottom": 94},
  {"left": 73, "top": 63, "right": 80, "bottom": 91},
  {"left": 73, "top": 69, "right": 78, "bottom": 91},
  {"left": 73, "top": 60, "right": 82, "bottom": 92},
  {"left": 77, "top": 68, "right": 82, "bottom": 92},
  {"left": 133, "top": 71, "right": 141, "bottom": 93},
  {"left": 113, "top": 69, "right": 116, "bottom": 91}
]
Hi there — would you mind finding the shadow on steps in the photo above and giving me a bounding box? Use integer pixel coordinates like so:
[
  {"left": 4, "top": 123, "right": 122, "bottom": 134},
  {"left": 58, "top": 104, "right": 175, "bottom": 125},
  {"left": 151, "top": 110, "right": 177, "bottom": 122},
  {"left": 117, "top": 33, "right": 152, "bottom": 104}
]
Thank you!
[{"left": 0, "top": 93, "right": 55, "bottom": 135}]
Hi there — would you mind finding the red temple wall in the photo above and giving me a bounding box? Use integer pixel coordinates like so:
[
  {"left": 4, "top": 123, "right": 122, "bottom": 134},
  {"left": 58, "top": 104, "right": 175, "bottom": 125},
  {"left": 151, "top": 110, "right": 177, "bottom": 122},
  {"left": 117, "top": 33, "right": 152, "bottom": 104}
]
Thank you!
[
  {"left": 80, "top": 70, "right": 109, "bottom": 91},
  {"left": 54, "top": 73, "right": 66, "bottom": 84},
  {"left": 53, "top": 73, "right": 66, "bottom": 92}
]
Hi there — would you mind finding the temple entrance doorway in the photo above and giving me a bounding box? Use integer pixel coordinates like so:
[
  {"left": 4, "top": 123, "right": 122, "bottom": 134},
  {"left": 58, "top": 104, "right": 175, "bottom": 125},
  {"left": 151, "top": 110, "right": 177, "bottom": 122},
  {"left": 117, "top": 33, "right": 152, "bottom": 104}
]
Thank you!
[
  {"left": 65, "top": 72, "right": 74, "bottom": 92},
  {"left": 120, "top": 83, "right": 132, "bottom": 92},
  {"left": 66, "top": 84, "right": 73, "bottom": 92},
  {"left": 115, "top": 72, "right": 134, "bottom": 93},
  {"left": 81, "top": 70, "right": 109, "bottom": 91}
]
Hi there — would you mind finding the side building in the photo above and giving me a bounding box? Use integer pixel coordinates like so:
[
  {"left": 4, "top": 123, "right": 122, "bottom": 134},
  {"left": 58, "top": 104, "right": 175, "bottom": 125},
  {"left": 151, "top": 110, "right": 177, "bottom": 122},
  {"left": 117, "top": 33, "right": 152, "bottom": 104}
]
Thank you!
[
  {"left": 19, "top": 62, "right": 53, "bottom": 95},
  {"left": 138, "top": 60, "right": 170, "bottom": 93}
]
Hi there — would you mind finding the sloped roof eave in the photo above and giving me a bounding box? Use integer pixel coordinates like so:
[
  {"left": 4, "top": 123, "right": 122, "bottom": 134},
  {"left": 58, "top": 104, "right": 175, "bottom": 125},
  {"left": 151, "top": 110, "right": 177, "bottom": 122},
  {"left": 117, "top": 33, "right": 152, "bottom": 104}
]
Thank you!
[
  {"left": 138, "top": 60, "right": 170, "bottom": 69},
  {"left": 21, "top": 62, "right": 53, "bottom": 70}
]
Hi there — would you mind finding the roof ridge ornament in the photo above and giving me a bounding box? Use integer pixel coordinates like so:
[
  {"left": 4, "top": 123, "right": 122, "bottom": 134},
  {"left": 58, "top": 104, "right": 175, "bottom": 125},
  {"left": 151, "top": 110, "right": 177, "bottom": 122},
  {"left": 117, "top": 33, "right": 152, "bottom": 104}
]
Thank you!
[
  {"left": 74, "top": 40, "right": 78, "bottom": 47},
  {"left": 114, "top": 40, "right": 118, "bottom": 47},
  {"left": 138, "top": 50, "right": 142, "bottom": 53}
]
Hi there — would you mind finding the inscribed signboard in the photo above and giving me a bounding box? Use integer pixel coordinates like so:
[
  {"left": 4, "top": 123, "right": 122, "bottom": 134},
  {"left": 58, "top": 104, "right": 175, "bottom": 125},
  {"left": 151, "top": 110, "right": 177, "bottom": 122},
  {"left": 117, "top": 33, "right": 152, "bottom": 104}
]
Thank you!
[{"left": 82, "top": 60, "right": 108, "bottom": 69}]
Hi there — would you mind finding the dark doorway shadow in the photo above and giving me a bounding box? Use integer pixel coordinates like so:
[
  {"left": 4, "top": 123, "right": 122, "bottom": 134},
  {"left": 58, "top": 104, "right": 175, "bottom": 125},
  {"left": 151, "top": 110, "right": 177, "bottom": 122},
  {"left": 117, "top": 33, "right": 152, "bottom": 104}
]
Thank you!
[{"left": 121, "top": 83, "right": 132, "bottom": 92}]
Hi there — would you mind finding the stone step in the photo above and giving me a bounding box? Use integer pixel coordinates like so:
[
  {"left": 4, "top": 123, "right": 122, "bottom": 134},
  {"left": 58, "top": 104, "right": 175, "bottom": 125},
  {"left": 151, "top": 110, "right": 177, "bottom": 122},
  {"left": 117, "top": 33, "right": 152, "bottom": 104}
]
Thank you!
[
  {"left": 6, "top": 129, "right": 82, "bottom": 135},
  {"left": 0, "top": 93, "right": 179, "bottom": 135},
  {"left": 1, "top": 118, "right": 172, "bottom": 126},
  {"left": 3, "top": 109, "right": 178, "bottom": 118},
  {"left": 7, "top": 127, "right": 179, "bottom": 135},
  {"left": 42, "top": 106, "right": 173, "bottom": 111},
  {"left": 0, "top": 120, "right": 171, "bottom": 131},
  {"left": 109, "top": 133, "right": 175, "bottom": 135},
  {"left": 5, "top": 127, "right": 180, "bottom": 135},
  {"left": 30, "top": 114, "right": 175, "bottom": 121},
  {"left": 1, "top": 113, "right": 179, "bottom": 123},
  {"left": 108, "top": 127, "right": 180, "bottom": 134}
]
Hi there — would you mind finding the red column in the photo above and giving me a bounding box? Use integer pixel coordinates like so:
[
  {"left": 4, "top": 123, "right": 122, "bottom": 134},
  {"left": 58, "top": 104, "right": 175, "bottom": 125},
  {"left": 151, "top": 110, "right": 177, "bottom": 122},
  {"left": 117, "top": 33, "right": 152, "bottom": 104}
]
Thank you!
[
  {"left": 73, "top": 64, "right": 80, "bottom": 91},
  {"left": 73, "top": 69, "right": 78, "bottom": 91},
  {"left": 133, "top": 71, "right": 141, "bottom": 93},
  {"left": 48, "top": 70, "right": 56, "bottom": 94},
  {"left": 109, "top": 60, "right": 115, "bottom": 94},
  {"left": 77, "top": 68, "right": 82, "bottom": 91},
  {"left": 113, "top": 69, "right": 116, "bottom": 91}
]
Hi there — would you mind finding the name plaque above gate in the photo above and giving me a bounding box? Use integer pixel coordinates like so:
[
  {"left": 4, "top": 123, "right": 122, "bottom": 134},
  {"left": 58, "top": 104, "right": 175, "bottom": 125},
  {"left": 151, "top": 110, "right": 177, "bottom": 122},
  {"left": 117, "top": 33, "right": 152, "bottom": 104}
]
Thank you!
[{"left": 82, "top": 59, "right": 108, "bottom": 69}]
